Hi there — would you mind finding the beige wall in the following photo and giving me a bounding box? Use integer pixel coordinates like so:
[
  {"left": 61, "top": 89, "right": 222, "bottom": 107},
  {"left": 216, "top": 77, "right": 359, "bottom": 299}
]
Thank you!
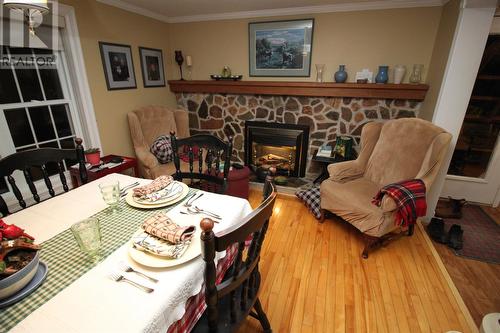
[
  {"left": 62, "top": 2, "right": 445, "bottom": 157},
  {"left": 61, "top": 0, "right": 175, "bottom": 157},
  {"left": 419, "top": 0, "right": 461, "bottom": 121},
  {"left": 168, "top": 7, "right": 442, "bottom": 84}
]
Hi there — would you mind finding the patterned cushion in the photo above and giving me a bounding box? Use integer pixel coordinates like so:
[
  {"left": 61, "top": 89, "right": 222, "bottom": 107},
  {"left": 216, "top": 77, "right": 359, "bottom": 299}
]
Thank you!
[
  {"left": 295, "top": 184, "right": 322, "bottom": 219},
  {"left": 150, "top": 135, "right": 173, "bottom": 164}
]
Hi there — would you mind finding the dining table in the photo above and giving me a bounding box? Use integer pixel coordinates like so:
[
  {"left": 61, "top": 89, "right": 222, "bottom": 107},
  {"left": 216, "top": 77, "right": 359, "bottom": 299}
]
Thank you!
[{"left": 0, "top": 173, "right": 253, "bottom": 333}]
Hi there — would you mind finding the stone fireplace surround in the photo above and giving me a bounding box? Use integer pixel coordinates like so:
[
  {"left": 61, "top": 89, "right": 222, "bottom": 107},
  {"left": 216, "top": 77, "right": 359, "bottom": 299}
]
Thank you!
[{"left": 174, "top": 92, "right": 422, "bottom": 178}]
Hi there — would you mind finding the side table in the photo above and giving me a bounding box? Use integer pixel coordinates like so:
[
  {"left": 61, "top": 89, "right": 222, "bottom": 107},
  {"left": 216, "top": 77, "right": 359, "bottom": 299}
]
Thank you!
[
  {"left": 70, "top": 154, "right": 139, "bottom": 187},
  {"left": 311, "top": 150, "right": 356, "bottom": 184}
]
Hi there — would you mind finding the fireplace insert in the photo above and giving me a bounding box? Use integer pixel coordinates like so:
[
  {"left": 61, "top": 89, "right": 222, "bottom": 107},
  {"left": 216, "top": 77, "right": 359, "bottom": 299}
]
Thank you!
[{"left": 244, "top": 121, "right": 309, "bottom": 178}]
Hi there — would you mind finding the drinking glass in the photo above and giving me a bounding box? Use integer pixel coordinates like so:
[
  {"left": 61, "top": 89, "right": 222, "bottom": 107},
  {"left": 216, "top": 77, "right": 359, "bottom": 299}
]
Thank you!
[
  {"left": 409, "top": 64, "right": 423, "bottom": 84},
  {"left": 71, "top": 218, "right": 102, "bottom": 261},
  {"left": 99, "top": 180, "right": 120, "bottom": 213},
  {"left": 315, "top": 64, "right": 325, "bottom": 82}
]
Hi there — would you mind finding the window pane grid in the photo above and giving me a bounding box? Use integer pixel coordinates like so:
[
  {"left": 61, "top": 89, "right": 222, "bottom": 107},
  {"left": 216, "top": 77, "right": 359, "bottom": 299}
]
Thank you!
[
  {"left": 1, "top": 44, "right": 81, "bottom": 193},
  {"left": 14, "top": 135, "right": 76, "bottom": 151},
  {"left": 33, "top": 49, "right": 48, "bottom": 101}
]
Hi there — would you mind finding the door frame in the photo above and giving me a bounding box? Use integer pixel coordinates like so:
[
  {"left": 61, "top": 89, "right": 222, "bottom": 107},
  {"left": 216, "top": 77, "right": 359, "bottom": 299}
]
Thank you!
[{"left": 426, "top": 0, "right": 497, "bottom": 216}]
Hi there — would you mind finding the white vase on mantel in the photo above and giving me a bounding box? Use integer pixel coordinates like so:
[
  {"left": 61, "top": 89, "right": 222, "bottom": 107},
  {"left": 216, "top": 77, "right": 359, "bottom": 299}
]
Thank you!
[{"left": 394, "top": 65, "right": 406, "bottom": 84}]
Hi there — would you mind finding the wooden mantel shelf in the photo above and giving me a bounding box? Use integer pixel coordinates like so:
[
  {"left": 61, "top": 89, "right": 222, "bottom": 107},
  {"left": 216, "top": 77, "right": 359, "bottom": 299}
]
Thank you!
[{"left": 168, "top": 80, "right": 429, "bottom": 100}]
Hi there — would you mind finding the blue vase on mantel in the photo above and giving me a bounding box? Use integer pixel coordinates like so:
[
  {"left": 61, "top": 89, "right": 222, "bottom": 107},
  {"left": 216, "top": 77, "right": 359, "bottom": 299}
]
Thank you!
[
  {"left": 334, "top": 65, "right": 347, "bottom": 83},
  {"left": 375, "top": 65, "right": 389, "bottom": 84}
]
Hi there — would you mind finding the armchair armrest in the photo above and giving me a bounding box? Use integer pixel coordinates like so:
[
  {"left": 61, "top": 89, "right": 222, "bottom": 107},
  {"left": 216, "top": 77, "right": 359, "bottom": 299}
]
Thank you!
[
  {"left": 327, "top": 160, "right": 364, "bottom": 183},
  {"left": 380, "top": 195, "right": 398, "bottom": 212},
  {"left": 135, "top": 146, "right": 158, "bottom": 170}
]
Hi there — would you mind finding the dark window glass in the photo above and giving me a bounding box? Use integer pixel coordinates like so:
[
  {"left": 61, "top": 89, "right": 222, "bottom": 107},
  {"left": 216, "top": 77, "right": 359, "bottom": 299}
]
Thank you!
[
  {"left": 0, "top": 68, "right": 21, "bottom": 104},
  {"left": 28, "top": 106, "right": 56, "bottom": 142},
  {"left": 15, "top": 68, "right": 43, "bottom": 101},
  {"left": 4, "top": 108, "right": 35, "bottom": 147},
  {"left": 51, "top": 104, "right": 73, "bottom": 137},
  {"left": 60, "top": 137, "right": 76, "bottom": 149},
  {"left": 8, "top": 47, "right": 33, "bottom": 56},
  {"left": 39, "top": 69, "right": 63, "bottom": 100},
  {"left": 33, "top": 48, "right": 53, "bottom": 56}
]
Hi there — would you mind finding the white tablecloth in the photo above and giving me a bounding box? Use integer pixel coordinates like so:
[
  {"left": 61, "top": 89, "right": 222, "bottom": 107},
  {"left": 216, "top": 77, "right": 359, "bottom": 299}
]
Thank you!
[{"left": 5, "top": 174, "right": 252, "bottom": 333}]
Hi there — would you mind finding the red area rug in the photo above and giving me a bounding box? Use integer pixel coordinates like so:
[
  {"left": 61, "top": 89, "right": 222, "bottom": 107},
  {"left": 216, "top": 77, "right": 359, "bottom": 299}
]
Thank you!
[{"left": 442, "top": 205, "right": 500, "bottom": 264}]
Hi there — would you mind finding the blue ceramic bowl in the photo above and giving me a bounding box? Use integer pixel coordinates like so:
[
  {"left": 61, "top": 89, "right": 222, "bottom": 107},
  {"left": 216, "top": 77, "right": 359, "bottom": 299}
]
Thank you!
[{"left": 0, "top": 250, "right": 40, "bottom": 300}]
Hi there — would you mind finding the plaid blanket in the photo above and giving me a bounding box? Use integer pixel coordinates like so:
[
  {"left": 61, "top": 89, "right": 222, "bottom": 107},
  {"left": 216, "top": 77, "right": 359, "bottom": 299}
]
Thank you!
[
  {"left": 150, "top": 135, "right": 173, "bottom": 164},
  {"left": 372, "top": 179, "right": 427, "bottom": 227}
]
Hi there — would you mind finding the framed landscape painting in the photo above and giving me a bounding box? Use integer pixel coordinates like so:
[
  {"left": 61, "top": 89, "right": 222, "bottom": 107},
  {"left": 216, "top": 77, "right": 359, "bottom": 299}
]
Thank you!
[
  {"left": 249, "top": 19, "right": 314, "bottom": 77},
  {"left": 139, "top": 47, "right": 166, "bottom": 88},
  {"left": 99, "top": 42, "right": 137, "bottom": 90}
]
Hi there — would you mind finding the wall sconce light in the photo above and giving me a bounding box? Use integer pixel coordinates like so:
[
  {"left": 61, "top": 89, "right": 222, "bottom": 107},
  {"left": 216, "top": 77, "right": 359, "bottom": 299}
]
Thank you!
[{"left": 3, "top": 1, "right": 50, "bottom": 36}]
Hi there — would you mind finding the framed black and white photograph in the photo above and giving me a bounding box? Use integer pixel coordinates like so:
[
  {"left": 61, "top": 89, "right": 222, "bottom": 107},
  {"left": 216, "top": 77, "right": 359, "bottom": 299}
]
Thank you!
[
  {"left": 99, "top": 42, "right": 136, "bottom": 90},
  {"left": 249, "top": 19, "right": 314, "bottom": 77},
  {"left": 139, "top": 47, "right": 166, "bottom": 87}
]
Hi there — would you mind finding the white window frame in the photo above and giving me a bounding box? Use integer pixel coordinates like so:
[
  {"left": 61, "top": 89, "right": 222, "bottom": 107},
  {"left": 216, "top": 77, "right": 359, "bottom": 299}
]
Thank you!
[
  {"left": 58, "top": 4, "right": 102, "bottom": 152},
  {"left": 0, "top": 4, "right": 102, "bottom": 212}
]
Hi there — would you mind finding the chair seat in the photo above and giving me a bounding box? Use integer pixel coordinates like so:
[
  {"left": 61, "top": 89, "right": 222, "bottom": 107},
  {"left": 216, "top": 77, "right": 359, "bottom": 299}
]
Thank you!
[
  {"left": 320, "top": 177, "right": 397, "bottom": 237},
  {"left": 192, "top": 273, "right": 261, "bottom": 333}
]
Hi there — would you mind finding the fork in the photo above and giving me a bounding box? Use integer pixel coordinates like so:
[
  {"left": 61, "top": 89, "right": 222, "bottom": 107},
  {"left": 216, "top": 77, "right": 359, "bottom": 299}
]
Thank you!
[
  {"left": 118, "top": 261, "right": 158, "bottom": 283},
  {"left": 192, "top": 206, "right": 222, "bottom": 219},
  {"left": 108, "top": 271, "right": 154, "bottom": 293},
  {"left": 182, "top": 206, "right": 221, "bottom": 221},
  {"left": 119, "top": 182, "right": 139, "bottom": 196},
  {"left": 183, "top": 192, "right": 204, "bottom": 207}
]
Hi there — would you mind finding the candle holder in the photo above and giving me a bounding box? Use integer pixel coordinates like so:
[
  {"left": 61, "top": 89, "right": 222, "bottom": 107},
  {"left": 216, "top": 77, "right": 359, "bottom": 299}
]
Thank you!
[
  {"left": 186, "top": 55, "right": 192, "bottom": 80},
  {"left": 174, "top": 50, "right": 184, "bottom": 80}
]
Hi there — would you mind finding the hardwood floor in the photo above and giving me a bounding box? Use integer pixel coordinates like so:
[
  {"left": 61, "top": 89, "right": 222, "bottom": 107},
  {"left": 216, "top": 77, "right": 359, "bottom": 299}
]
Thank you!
[
  {"left": 433, "top": 205, "right": 500, "bottom": 328},
  {"left": 238, "top": 190, "right": 475, "bottom": 333}
]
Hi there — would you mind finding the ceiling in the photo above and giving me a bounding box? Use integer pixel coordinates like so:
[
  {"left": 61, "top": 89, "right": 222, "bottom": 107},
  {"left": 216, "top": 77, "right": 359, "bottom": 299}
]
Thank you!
[{"left": 97, "top": 0, "right": 446, "bottom": 23}]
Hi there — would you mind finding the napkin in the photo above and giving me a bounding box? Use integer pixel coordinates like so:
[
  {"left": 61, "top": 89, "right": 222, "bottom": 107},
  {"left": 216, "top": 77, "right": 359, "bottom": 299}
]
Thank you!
[
  {"left": 132, "top": 232, "right": 191, "bottom": 259},
  {"left": 133, "top": 175, "right": 173, "bottom": 197},
  {"left": 142, "top": 213, "right": 195, "bottom": 244}
]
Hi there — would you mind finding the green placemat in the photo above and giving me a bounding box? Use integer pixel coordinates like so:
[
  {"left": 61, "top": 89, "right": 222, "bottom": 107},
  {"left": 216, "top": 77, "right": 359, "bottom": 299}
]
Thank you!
[{"left": 0, "top": 190, "right": 196, "bottom": 333}]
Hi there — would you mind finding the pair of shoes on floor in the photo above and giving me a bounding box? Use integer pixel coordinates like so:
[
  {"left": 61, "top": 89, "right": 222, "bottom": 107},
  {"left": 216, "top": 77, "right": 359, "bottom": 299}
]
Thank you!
[{"left": 426, "top": 217, "right": 464, "bottom": 250}]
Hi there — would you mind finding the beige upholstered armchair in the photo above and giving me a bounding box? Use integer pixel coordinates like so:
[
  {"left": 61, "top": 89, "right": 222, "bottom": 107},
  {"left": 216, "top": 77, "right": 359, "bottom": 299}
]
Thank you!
[
  {"left": 320, "top": 118, "right": 452, "bottom": 258},
  {"left": 127, "top": 105, "right": 190, "bottom": 179}
]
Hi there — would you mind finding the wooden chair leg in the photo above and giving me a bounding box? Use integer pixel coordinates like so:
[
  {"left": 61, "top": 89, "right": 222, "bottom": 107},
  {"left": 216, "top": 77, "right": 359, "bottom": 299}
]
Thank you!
[
  {"left": 253, "top": 298, "right": 272, "bottom": 333},
  {"left": 362, "top": 234, "right": 381, "bottom": 259},
  {"left": 408, "top": 224, "right": 414, "bottom": 236}
]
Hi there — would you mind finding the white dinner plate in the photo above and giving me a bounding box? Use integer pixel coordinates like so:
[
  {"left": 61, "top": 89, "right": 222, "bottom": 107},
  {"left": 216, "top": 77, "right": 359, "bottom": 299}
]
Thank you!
[
  {"left": 127, "top": 228, "right": 201, "bottom": 268},
  {"left": 132, "top": 181, "right": 184, "bottom": 205},
  {"left": 125, "top": 182, "right": 190, "bottom": 209}
]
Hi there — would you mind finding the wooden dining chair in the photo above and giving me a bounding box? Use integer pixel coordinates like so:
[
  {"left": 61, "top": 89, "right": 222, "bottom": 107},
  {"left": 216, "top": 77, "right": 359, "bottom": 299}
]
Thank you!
[
  {"left": 170, "top": 133, "right": 233, "bottom": 194},
  {"left": 192, "top": 170, "right": 277, "bottom": 333},
  {"left": 0, "top": 138, "right": 88, "bottom": 217}
]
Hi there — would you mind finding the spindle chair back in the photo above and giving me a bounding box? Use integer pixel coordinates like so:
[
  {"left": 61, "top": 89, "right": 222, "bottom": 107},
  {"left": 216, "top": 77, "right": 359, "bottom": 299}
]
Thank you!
[
  {"left": 0, "top": 138, "right": 88, "bottom": 216},
  {"left": 193, "top": 170, "right": 276, "bottom": 332},
  {"left": 170, "top": 133, "right": 233, "bottom": 194}
]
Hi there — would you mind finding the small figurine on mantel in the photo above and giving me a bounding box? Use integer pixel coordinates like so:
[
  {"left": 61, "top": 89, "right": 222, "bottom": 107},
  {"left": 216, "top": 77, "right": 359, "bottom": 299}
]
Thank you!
[{"left": 222, "top": 66, "right": 232, "bottom": 78}]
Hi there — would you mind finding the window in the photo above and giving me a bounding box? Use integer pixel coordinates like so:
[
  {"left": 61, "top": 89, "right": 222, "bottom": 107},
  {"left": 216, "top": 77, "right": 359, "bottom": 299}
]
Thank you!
[{"left": 0, "top": 38, "right": 83, "bottom": 194}]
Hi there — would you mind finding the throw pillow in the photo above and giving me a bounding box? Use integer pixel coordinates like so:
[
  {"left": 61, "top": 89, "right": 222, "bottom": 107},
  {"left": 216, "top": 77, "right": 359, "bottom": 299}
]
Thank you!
[
  {"left": 295, "top": 184, "right": 322, "bottom": 219},
  {"left": 150, "top": 135, "right": 173, "bottom": 164}
]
